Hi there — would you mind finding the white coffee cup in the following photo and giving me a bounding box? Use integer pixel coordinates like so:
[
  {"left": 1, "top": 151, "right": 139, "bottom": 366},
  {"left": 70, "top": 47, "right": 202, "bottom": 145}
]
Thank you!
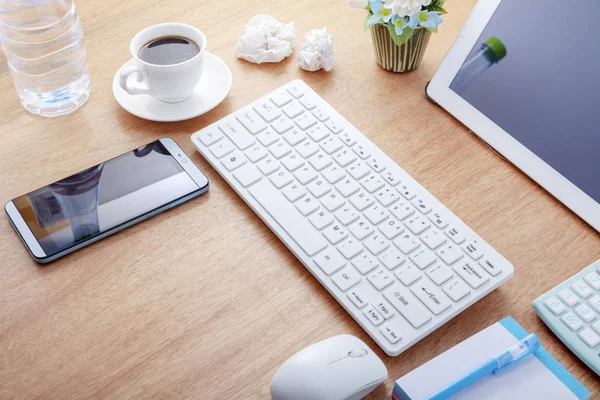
[{"left": 119, "top": 23, "right": 207, "bottom": 103}]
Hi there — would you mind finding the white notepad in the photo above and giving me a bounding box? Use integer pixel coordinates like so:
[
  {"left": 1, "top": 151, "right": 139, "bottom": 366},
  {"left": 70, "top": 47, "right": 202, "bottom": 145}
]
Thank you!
[{"left": 393, "top": 317, "right": 590, "bottom": 400}]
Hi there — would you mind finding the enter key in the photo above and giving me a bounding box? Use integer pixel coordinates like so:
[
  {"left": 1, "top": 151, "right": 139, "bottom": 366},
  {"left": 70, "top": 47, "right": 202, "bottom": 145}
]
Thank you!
[{"left": 411, "top": 279, "right": 451, "bottom": 315}]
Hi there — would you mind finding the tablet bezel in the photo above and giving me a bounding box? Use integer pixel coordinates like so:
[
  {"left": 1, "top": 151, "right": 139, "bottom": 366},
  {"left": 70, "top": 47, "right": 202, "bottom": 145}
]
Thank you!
[{"left": 427, "top": 0, "right": 600, "bottom": 233}]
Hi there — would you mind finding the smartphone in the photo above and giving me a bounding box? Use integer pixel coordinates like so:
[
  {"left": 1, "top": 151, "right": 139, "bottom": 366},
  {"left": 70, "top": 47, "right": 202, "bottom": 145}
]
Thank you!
[{"left": 5, "top": 138, "right": 209, "bottom": 263}]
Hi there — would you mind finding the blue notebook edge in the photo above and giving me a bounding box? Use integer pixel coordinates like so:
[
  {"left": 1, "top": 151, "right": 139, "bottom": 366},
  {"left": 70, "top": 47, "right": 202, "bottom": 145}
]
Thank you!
[{"left": 392, "top": 316, "right": 591, "bottom": 400}]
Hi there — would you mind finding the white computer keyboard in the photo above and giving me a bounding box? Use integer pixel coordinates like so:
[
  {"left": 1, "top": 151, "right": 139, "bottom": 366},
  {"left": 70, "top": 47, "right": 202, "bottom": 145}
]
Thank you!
[{"left": 191, "top": 80, "right": 514, "bottom": 356}]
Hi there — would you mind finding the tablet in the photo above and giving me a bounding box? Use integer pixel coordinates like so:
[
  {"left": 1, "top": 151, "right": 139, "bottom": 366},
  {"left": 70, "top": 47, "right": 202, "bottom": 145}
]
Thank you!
[{"left": 427, "top": 0, "right": 600, "bottom": 233}]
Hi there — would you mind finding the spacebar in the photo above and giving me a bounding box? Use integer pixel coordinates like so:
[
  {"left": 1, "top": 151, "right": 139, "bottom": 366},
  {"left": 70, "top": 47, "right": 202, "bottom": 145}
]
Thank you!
[{"left": 248, "top": 179, "right": 328, "bottom": 257}]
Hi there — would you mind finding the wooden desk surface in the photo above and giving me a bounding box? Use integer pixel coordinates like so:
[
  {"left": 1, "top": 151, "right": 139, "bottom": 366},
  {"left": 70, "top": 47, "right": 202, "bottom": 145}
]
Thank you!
[{"left": 1, "top": 0, "right": 599, "bottom": 398}]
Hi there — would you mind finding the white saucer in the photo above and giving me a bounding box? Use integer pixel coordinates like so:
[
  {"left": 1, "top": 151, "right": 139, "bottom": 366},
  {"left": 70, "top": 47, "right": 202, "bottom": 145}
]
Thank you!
[{"left": 112, "top": 52, "right": 232, "bottom": 122}]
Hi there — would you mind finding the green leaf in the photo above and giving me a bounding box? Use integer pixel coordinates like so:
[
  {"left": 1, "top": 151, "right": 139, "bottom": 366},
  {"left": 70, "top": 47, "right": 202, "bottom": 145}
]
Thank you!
[
  {"left": 387, "top": 23, "right": 414, "bottom": 47},
  {"left": 363, "top": 13, "right": 372, "bottom": 31}
]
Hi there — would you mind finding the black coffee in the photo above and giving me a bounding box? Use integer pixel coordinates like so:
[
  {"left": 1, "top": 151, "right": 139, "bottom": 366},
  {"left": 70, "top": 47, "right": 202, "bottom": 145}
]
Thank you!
[{"left": 138, "top": 36, "right": 200, "bottom": 65}]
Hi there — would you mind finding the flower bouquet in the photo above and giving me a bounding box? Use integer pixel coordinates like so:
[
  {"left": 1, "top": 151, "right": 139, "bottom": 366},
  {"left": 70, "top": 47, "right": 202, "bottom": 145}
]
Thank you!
[{"left": 350, "top": 0, "right": 447, "bottom": 72}]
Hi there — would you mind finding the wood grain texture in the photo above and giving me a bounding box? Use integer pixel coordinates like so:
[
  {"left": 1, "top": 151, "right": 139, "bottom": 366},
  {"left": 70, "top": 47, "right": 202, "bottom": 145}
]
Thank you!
[{"left": 0, "top": 0, "right": 599, "bottom": 398}]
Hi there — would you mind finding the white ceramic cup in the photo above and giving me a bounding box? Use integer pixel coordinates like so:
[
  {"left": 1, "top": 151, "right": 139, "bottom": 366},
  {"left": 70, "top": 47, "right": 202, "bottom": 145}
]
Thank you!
[{"left": 119, "top": 23, "right": 207, "bottom": 103}]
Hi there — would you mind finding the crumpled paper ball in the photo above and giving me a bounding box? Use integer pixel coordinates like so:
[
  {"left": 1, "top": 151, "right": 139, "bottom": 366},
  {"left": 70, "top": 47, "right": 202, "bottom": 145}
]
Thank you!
[
  {"left": 298, "top": 28, "right": 335, "bottom": 72},
  {"left": 235, "top": 14, "right": 296, "bottom": 63}
]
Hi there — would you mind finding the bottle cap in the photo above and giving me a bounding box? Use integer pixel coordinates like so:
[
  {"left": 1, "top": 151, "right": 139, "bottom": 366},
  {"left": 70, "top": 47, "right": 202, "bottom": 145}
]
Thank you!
[{"left": 484, "top": 37, "right": 507, "bottom": 62}]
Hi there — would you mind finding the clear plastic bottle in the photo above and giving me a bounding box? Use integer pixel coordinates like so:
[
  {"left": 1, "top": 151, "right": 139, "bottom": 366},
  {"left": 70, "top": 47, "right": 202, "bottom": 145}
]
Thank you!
[
  {"left": 0, "top": 0, "right": 90, "bottom": 117},
  {"left": 452, "top": 37, "right": 507, "bottom": 93}
]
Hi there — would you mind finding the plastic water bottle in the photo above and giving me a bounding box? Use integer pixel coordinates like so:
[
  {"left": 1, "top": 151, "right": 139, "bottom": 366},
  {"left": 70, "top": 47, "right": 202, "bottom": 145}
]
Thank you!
[
  {"left": 0, "top": 0, "right": 90, "bottom": 117},
  {"left": 452, "top": 37, "right": 506, "bottom": 93}
]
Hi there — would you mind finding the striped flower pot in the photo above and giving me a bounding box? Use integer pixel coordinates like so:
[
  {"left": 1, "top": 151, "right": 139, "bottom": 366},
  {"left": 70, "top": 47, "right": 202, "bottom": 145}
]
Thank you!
[{"left": 370, "top": 24, "right": 432, "bottom": 73}]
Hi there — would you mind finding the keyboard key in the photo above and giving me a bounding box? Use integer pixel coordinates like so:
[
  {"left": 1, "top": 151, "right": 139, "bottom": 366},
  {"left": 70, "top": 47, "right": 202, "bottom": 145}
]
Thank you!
[
  {"left": 210, "top": 139, "right": 235, "bottom": 159},
  {"left": 271, "top": 91, "right": 293, "bottom": 107},
  {"left": 337, "top": 239, "right": 363, "bottom": 259},
  {"left": 233, "top": 166, "right": 262, "bottom": 188},
  {"left": 287, "top": 83, "right": 304, "bottom": 99},
  {"left": 363, "top": 305, "right": 384, "bottom": 326},
  {"left": 394, "top": 264, "right": 422, "bottom": 286},
  {"left": 197, "top": 128, "right": 223, "bottom": 146},
  {"left": 593, "top": 321, "right": 600, "bottom": 335},
  {"left": 281, "top": 153, "right": 305, "bottom": 172},
  {"left": 426, "top": 264, "right": 453, "bottom": 286},
  {"left": 368, "top": 268, "right": 394, "bottom": 291},
  {"left": 312, "top": 108, "right": 329, "bottom": 122},
  {"left": 405, "top": 215, "right": 431, "bottom": 235},
  {"left": 349, "top": 218, "right": 375, "bottom": 241},
  {"left": 589, "top": 296, "right": 600, "bottom": 313},
  {"left": 314, "top": 248, "right": 346, "bottom": 275},
  {"left": 283, "top": 128, "right": 307, "bottom": 146},
  {"left": 374, "top": 299, "right": 395, "bottom": 319},
  {"left": 367, "top": 157, "right": 385, "bottom": 172},
  {"left": 333, "top": 149, "right": 357, "bottom": 167},
  {"left": 394, "top": 233, "right": 420, "bottom": 254},
  {"left": 272, "top": 116, "right": 294, "bottom": 134},
  {"left": 322, "top": 165, "right": 346, "bottom": 184},
  {"left": 309, "top": 151, "right": 333, "bottom": 171},
  {"left": 379, "top": 248, "right": 405, "bottom": 270},
  {"left": 257, "top": 158, "right": 280, "bottom": 176},
  {"left": 585, "top": 272, "right": 600, "bottom": 290},
  {"left": 374, "top": 187, "right": 399, "bottom": 207},
  {"left": 543, "top": 297, "right": 565, "bottom": 316},
  {"left": 364, "top": 205, "right": 389, "bottom": 225},
  {"left": 437, "top": 243, "right": 464, "bottom": 265},
  {"left": 352, "top": 144, "right": 370, "bottom": 160},
  {"left": 295, "top": 113, "right": 318, "bottom": 130},
  {"left": 339, "top": 132, "right": 357, "bottom": 147},
  {"left": 442, "top": 278, "right": 471, "bottom": 302},
  {"left": 283, "top": 102, "right": 305, "bottom": 119},
  {"left": 578, "top": 328, "right": 600, "bottom": 348},
  {"left": 219, "top": 119, "right": 256, "bottom": 150},
  {"left": 332, "top": 267, "right": 361, "bottom": 291},
  {"left": 325, "top": 119, "right": 343, "bottom": 134},
  {"left": 446, "top": 227, "right": 466, "bottom": 244},
  {"left": 361, "top": 174, "right": 385, "bottom": 193},
  {"left": 296, "top": 140, "right": 319, "bottom": 158},
  {"left": 320, "top": 137, "right": 344, "bottom": 155},
  {"left": 558, "top": 288, "right": 579, "bottom": 307},
  {"left": 561, "top": 312, "right": 583, "bottom": 332},
  {"left": 352, "top": 253, "right": 379, "bottom": 274},
  {"left": 479, "top": 258, "right": 502, "bottom": 277},
  {"left": 349, "top": 191, "right": 374, "bottom": 211},
  {"left": 294, "top": 166, "right": 318, "bottom": 185},
  {"left": 282, "top": 182, "right": 306, "bottom": 202},
  {"left": 334, "top": 206, "right": 359, "bottom": 226},
  {"left": 379, "top": 218, "right": 404, "bottom": 240},
  {"left": 382, "top": 170, "right": 401, "bottom": 187},
  {"left": 253, "top": 101, "right": 281, "bottom": 122},
  {"left": 412, "top": 197, "right": 432, "bottom": 215},
  {"left": 336, "top": 178, "right": 361, "bottom": 197},
  {"left": 384, "top": 285, "right": 432, "bottom": 329},
  {"left": 256, "top": 128, "right": 279, "bottom": 147},
  {"left": 309, "top": 210, "right": 334, "bottom": 230},
  {"left": 270, "top": 141, "right": 293, "bottom": 159},
  {"left": 463, "top": 238, "right": 484, "bottom": 260},
  {"left": 245, "top": 145, "right": 268, "bottom": 163},
  {"left": 299, "top": 96, "right": 316, "bottom": 110},
  {"left": 248, "top": 179, "right": 328, "bottom": 257},
  {"left": 397, "top": 183, "right": 416, "bottom": 200},
  {"left": 421, "top": 229, "right": 447, "bottom": 250},
  {"left": 307, "top": 125, "right": 330, "bottom": 142},
  {"left": 390, "top": 202, "right": 415, "bottom": 221},
  {"left": 453, "top": 261, "right": 489, "bottom": 289},
  {"left": 323, "top": 223, "right": 348, "bottom": 244},
  {"left": 428, "top": 212, "right": 449, "bottom": 229},
  {"left": 307, "top": 179, "right": 331, "bottom": 198},
  {"left": 380, "top": 323, "right": 402, "bottom": 344},
  {"left": 410, "top": 249, "right": 437, "bottom": 270},
  {"left": 296, "top": 195, "right": 320, "bottom": 216},
  {"left": 347, "top": 284, "right": 370, "bottom": 308},
  {"left": 321, "top": 191, "right": 345, "bottom": 212},
  {"left": 269, "top": 170, "right": 293, "bottom": 189},
  {"left": 221, "top": 152, "right": 247, "bottom": 171},
  {"left": 575, "top": 304, "right": 596, "bottom": 323},
  {"left": 364, "top": 234, "right": 389, "bottom": 256},
  {"left": 411, "top": 279, "right": 451, "bottom": 315},
  {"left": 571, "top": 281, "right": 593, "bottom": 299},
  {"left": 236, "top": 109, "right": 267, "bottom": 134},
  {"left": 347, "top": 162, "right": 371, "bottom": 180}
]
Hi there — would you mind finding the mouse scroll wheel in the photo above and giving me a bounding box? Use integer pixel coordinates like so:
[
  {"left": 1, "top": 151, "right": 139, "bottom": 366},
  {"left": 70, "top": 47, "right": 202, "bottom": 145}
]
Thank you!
[{"left": 348, "top": 348, "right": 368, "bottom": 358}]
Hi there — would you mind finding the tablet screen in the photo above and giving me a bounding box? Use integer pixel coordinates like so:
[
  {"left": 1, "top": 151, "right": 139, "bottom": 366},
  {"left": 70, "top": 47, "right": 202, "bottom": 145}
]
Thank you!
[{"left": 450, "top": 0, "right": 600, "bottom": 203}]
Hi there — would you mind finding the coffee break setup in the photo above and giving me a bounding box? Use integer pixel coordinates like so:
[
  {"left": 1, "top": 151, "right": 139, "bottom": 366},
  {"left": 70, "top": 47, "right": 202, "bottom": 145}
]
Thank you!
[{"left": 2, "top": 0, "right": 600, "bottom": 398}]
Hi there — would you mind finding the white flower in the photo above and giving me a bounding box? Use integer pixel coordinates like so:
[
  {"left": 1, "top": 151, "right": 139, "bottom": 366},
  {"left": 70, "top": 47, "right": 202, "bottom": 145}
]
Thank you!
[
  {"left": 383, "top": 0, "right": 432, "bottom": 17},
  {"left": 348, "top": 0, "right": 369, "bottom": 8}
]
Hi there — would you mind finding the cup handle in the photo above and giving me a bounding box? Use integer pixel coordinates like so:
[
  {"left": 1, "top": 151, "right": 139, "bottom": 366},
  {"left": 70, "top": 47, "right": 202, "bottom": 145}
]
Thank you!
[{"left": 119, "top": 65, "right": 153, "bottom": 96}]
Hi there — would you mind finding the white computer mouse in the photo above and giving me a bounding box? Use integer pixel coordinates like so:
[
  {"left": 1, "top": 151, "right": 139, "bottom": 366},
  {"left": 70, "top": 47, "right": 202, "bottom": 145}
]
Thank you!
[{"left": 270, "top": 334, "right": 388, "bottom": 400}]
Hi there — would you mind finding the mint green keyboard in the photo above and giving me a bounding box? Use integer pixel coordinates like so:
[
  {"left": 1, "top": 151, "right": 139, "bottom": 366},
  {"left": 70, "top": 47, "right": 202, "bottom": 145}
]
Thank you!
[{"left": 533, "top": 259, "right": 600, "bottom": 376}]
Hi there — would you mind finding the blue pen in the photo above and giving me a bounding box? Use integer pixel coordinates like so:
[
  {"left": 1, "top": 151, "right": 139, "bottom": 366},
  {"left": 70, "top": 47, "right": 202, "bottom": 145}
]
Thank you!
[{"left": 425, "top": 333, "right": 540, "bottom": 400}]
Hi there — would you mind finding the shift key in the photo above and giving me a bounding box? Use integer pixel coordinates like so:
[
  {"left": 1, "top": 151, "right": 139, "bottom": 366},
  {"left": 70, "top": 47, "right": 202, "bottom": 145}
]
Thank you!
[{"left": 383, "top": 284, "right": 432, "bottom": 328}]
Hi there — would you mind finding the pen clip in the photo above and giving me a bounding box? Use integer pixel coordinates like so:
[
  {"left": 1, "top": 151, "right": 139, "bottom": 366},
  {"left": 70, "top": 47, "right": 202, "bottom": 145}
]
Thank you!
[{"left": 493, "top": 333, "right": 540, "bottom": 374}]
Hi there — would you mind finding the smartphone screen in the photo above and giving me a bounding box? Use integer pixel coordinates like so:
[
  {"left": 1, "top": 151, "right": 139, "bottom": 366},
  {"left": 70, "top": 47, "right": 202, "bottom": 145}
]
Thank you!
[{"left": 9, "top": 139, "right": 205, "bottom": 258}]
